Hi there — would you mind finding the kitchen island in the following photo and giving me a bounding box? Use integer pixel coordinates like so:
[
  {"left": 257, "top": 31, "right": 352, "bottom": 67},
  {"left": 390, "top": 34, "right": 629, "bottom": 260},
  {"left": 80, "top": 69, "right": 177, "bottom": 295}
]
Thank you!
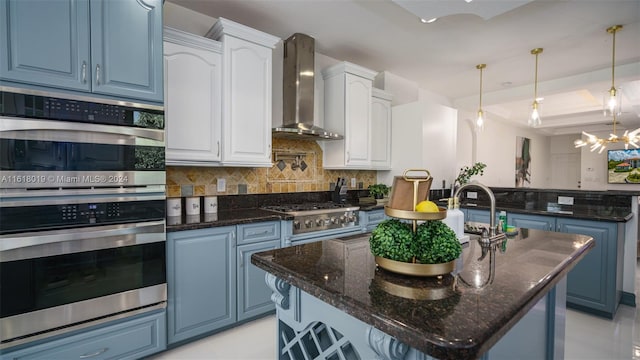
[{"left": 252, "top": 229, "right": 594, "bottom": 360}]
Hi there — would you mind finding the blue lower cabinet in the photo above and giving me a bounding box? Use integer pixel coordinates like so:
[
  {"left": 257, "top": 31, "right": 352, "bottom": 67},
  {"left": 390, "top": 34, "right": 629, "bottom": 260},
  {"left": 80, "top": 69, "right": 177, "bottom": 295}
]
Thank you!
[
  {"left": 237, "top": 240, "right": 279, "bottom": 321},
  {"left": 465, "top": 208, "right": 493, "bottom": 224},
  {"left": 236, "top": 222, "right": 280, "bottom": 322},
  {"left": 167, "top": 221, "right": 281, "bottom": 346},
  {"left": 557, "top": 218, "right": 622, "bottom": 318},
  {"left": 167, "top": 226, "right": 237, "bottom": 345},
  {"left": 0, "top": 310, "right": 166, "bottom": 360},
  {"left": 507, "top": 212, "right": 554, "bottom": 231},
  {"left": 360, "top": 209, "right": 387, "bottom": 232}
]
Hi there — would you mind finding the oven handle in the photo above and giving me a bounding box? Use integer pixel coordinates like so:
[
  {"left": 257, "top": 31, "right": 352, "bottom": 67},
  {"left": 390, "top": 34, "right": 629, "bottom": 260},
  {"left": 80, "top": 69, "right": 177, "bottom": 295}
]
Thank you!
[
  {"left": 0, "top": 220, "right": 166, "bottom": 253},
  {"left": 0, "top": 117, "right": 164, "bottom": 144}
]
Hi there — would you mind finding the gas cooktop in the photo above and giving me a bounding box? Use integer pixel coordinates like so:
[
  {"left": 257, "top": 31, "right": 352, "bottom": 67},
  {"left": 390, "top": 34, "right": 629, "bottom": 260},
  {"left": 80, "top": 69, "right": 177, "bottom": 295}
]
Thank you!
[
  {"left": 262, "top": 202, "right": 360, "bottom": 235},
  {"left": 262, "top": 202, "right": 358, "bottom": 213}
]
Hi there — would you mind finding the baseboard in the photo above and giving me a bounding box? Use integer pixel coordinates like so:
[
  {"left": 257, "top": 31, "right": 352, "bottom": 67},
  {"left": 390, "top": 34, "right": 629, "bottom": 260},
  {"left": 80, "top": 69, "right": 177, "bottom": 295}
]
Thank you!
[{"left": 621, "top": 291, "right": 636, "bottom": 307}]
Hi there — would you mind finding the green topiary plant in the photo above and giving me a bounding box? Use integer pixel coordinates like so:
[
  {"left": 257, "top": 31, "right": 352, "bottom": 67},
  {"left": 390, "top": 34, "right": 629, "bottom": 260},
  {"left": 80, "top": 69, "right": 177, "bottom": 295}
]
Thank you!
[
  {"left": 369, "top": 219, "right": 414, "bottom": 262},
  {"left": 369, "top": 219, "right": 461, "bottom": 264}
]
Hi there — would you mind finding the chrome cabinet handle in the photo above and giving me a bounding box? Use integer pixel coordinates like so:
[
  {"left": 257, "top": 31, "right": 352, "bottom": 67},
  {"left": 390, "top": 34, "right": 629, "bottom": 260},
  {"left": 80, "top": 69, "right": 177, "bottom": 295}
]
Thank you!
[
  {"left": 347, "top": 151, "right": 350, "bottom": 162},
  {"left": 240, "top": 252, "right": 244, "bottom": 267},
  {"left": 217, "top": 141, "right": 220, "bottom": 156},
  {"left": 95, "top": 64, "right": 100, "bottom": 85},
  {"left": 81, "top": 61, "right": 87, "bottom": 83},
  {"left": 79, "top": 348, "right": 108, "bottom": 358}
]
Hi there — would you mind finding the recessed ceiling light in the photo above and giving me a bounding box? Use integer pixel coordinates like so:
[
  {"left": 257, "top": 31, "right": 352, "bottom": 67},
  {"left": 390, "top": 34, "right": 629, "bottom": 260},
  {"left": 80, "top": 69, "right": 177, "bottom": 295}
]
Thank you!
[
  {"left": 465, "top": 0, "right": 473, "bottom": 3},
  {"left": 420, "top": 17, "right": 437, "bottom": 24}
]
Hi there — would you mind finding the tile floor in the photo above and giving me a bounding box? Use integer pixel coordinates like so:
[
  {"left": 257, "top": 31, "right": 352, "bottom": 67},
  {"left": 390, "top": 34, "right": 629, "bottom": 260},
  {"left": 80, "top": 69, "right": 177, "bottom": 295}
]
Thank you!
[{"left": 150, "top": 261, "right": 640, "bottom": 360}]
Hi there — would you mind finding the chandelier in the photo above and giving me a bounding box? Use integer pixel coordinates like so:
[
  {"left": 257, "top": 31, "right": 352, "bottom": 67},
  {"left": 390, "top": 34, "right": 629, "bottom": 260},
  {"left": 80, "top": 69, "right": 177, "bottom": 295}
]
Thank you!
[
  {"left": 475, "top": 64, "right": 486, "bottom": 132},
  {"left": 574, "top": 25, "right": 639, "bottom": 153}
]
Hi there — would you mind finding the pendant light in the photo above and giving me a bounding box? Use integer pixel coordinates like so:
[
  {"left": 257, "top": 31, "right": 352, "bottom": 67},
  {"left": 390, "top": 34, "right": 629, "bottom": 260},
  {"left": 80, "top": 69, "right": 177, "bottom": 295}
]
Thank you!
[
  {"left": 574, "top": 25, "right": 640, "bottom": 153},
  {"left": 475, "top": 64, "right": 486, "bottom": 132},
  {"left": 604, "top": 25, "right": 622, "bottom": 117},
  {"left": 528, "top": 48, "right": 543, "bottom": 127}
]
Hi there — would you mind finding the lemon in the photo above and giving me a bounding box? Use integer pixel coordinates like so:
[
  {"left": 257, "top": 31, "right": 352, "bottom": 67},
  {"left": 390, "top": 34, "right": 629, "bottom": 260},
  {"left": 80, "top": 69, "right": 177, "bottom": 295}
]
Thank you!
[{"left": 415, "top": 200, "right": 439, "bottom": 213}]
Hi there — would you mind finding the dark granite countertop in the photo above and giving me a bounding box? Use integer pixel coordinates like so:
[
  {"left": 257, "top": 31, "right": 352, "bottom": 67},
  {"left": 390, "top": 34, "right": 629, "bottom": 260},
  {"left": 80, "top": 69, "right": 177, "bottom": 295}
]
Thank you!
[
  {"left": 252, "top": 229, "right": 594, "bottom": 359},
  {"left": 166, "top": 209, "right": 292, "bottom": 232},
  {"left": 457, "top": 203, "right": 633, "bottom": 222}
]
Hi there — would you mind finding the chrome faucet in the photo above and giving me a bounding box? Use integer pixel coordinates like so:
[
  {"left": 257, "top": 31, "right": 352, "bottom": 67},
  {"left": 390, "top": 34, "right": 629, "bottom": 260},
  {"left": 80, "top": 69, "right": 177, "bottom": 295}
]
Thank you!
[{"left": 453, "top": 181, "right": 497, "bottom": 239}]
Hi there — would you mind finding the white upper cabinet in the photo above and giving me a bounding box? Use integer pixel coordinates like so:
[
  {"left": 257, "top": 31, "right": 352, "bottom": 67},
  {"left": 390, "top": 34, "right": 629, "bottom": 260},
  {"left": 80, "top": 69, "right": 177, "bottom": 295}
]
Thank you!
[
  {"left": 370, "top": 88, "right": 392, "bottom": 170},
  {"left": 207, "top": 18, "right": 280, "bottom": 167},
  {"left": 164, "top": 27, "right": 222, "bottom": 165},
  {"left": 322, "top": 62, "right": 378, "bottom": 169}
]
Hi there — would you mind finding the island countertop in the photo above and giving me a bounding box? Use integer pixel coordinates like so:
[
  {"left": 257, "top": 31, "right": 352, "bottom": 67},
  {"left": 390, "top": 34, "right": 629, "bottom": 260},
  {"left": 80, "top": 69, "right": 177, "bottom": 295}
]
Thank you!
[{"left": 251, "top": 229, "right": 594, "bottom": 359}]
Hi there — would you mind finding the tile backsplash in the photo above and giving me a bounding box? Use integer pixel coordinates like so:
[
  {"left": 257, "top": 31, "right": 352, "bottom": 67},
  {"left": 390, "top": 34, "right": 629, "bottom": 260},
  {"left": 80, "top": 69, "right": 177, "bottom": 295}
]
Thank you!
[{"left": 167, "top": 138, "right": 377, "bottom": 197}]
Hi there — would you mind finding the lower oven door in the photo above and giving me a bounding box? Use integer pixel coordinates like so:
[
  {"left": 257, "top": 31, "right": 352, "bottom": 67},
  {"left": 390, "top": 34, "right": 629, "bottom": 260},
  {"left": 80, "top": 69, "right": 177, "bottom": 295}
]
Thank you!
[{"left": 0, "top": 220, "right": 167, "bottom": 348}]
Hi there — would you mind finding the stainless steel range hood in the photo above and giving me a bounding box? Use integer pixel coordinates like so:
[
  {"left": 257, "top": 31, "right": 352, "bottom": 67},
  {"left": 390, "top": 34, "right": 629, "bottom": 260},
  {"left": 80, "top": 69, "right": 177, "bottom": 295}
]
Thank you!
[{"left": 273, "top": 33, "right": 343, "bottom": 140}]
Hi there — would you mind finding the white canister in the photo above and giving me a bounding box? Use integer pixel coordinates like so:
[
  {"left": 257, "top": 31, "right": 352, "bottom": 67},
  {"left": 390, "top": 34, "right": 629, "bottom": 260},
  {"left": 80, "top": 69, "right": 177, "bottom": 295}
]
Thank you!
[
  {"left": 167, "top": 198, "right": 182, "bottom": 217},
  {"left": 204, "top": 196, "right": 218, "bottom": 214},
  {"left": 185, "top": 197, "right": 201, "bottom": 216},
  {"left": 185, "top": 214, "right": 200, "bottom": 224}
]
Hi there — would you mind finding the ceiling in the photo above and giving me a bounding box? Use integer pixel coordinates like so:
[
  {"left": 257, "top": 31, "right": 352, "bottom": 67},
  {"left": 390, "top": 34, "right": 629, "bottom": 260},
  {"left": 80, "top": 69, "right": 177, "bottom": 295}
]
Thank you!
[{"left": 168, "top": 0, "right": 640, "bottom": 136}]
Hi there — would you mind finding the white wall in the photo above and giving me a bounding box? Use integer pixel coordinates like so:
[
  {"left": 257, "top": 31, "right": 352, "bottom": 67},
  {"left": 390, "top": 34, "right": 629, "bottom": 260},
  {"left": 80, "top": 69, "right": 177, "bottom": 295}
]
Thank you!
[
  {"left": 456, "top": 111, "right": 551, "bottom": 188},
  {"left": 378, "top": 101, "right": 457, "bottom": 190},
  {"left": 164, "top": 2, "right": 216, "bottom": 35}
]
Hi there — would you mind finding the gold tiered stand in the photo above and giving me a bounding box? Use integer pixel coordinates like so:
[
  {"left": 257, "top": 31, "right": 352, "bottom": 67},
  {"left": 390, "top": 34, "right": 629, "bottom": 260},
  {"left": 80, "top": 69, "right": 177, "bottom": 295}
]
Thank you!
[{"left": 375, "top": 169, "right": 456, "bottom": 277}]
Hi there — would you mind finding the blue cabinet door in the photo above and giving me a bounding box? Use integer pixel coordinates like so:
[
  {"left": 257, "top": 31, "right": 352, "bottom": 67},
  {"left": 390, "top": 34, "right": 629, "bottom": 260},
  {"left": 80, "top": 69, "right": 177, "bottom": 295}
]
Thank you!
[
  {"left": 89, "top": 0, "right": 163, "bottom": 102},
  {"left": 0, "top": 0, "right": 91, "bottom": 91},
  {"left": 507, "top": 213, "right": 555, "bottom": 231},
  {"left": 0, "top": 0, "right": 162, "bottom": 103},
  {"left": 237, "top": 239, "right": 279, "bottom": 321},
  {"left": 167, "top": 227, "right": 237, "bottom": 345},
  {"left": 465, "top": 209, "right": 492, "bottom": 224},
  {"left": 557, "top": 218, "right": 620, "bottom": 317}
]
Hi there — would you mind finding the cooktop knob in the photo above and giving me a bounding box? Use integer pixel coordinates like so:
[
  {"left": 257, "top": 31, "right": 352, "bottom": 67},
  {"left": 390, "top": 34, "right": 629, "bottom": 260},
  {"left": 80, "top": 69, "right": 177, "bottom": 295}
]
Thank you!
[
  {"left": 304, "top": 219, "right": 314, "bottom": 228},
  {"left": 293, "top": 220, "right": 301, "bottom": 229},
  {"left": 316, "top": 219, "right": 324, "bottom": 226}
]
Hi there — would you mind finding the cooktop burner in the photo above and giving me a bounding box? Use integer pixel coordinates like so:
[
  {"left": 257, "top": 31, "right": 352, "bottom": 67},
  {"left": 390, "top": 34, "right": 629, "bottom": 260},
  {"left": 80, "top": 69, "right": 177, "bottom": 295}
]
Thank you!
[{"left": 262, "top": 202, "right": 354, "bottom": 213}]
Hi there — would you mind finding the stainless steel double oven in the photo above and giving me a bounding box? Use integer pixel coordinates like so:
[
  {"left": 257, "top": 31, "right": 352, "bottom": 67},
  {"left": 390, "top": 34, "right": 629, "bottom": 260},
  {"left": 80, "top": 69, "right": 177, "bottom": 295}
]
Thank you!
[{"left": 0, "top": 88, "right": 167, "bottom": 348}]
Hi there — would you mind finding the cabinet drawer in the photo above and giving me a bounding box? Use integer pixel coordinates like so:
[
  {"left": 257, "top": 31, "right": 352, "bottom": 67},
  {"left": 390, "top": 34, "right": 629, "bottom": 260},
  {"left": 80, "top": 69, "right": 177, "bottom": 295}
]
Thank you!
[
  {"left": 237, "top": 221, "right": 280, "bottom": 245},
  {"left": 1, "top": 310, "right": 166, "bottom": 360},
  {"left": 367, "top": 210, "right": 386, "bottom": 223}
]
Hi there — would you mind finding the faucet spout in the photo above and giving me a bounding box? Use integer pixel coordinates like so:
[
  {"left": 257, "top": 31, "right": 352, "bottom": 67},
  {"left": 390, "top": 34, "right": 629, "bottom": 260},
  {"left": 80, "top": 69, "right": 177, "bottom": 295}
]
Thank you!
[{"left": 453, "top": 181, "right": 497, "bottom": 237}]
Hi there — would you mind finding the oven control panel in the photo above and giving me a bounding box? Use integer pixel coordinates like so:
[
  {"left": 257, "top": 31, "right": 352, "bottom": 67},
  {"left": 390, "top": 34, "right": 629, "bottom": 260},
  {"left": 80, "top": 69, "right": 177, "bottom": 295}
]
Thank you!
[{"left": 0, "top": 200, "right": 164, "bottom": 235}]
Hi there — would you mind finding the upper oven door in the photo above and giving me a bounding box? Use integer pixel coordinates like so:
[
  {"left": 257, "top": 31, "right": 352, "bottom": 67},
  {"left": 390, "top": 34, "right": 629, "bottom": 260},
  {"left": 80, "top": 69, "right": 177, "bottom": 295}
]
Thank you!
[{"left": 0, "top": 117, "right": 165, "bottom": 189}]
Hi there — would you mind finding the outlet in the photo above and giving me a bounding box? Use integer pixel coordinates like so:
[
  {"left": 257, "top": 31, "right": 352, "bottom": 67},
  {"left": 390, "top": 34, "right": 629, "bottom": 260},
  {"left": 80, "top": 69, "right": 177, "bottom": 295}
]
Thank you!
[
  {"left": 466, "top": 191, "right": 478, "bottom": 199},
  {"left": 351, "top": 178, "right": 356, "bottom": 188},
  {"left": 558, "top": 196, "right": 574, "bottom": 205},
  {"left": 217, "top": 178, "right": 226, "bottom": 192}
]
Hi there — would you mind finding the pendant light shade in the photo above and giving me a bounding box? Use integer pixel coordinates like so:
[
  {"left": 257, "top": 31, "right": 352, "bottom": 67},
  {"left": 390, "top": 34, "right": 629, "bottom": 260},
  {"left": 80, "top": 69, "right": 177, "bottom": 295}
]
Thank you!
[
  {"left": 476, "top": 64, "right": 486, "bottom": 132},
  {"left": 528, "top": 48, "right": 543, "bottom": 127}
]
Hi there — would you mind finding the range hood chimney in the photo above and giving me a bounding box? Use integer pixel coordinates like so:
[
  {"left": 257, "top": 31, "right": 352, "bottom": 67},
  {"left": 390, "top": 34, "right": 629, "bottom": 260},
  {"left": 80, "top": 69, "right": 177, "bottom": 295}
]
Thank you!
[{"left": 273, "top": 33, "right": 343, "bottom": 140}]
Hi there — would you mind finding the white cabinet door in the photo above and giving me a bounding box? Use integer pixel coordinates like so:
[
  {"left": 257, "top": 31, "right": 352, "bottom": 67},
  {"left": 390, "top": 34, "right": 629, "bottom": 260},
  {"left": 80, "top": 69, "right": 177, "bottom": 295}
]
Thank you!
[
  {"left": 322, "top": 62, "right": 377, "bottom": 169},
  {"left": 220, "top": 36, "right": 273, "bottom": 167},
  {"left": 344, "top": 73, "right": 372, "bottom": 167},
  {"left": 370, "top": 89, "right": 392, "bottom": 170},
  {"left": 164, "top": 31, "right": 222, "bottom": 165}
]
